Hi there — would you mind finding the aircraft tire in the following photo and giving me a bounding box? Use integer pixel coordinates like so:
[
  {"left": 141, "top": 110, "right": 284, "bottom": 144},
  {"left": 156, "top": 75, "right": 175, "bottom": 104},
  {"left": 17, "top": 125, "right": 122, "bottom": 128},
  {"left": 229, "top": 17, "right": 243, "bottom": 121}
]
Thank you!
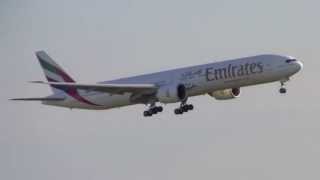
[
  {"left": 187, "top": 104, "right": 194, "bottom": 110},
  {"left": 174, "top": 108, "right": 183, "bottom": 115},
  {"left": 279, "top": 87, "right": 287, "bottom": 94},
  {"left": 156, "top": 106, "right": 163, "bottom": 112},
  {"left": 144, "top": 111, "right": 152, "bottom": 117}
]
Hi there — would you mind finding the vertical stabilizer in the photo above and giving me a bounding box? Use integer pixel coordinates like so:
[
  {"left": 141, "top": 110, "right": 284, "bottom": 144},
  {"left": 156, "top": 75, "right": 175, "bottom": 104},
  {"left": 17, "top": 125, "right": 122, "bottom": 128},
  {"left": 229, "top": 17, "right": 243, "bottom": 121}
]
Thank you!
[{"left": 36, "top": 51, "right": 75, "bottom": 94}]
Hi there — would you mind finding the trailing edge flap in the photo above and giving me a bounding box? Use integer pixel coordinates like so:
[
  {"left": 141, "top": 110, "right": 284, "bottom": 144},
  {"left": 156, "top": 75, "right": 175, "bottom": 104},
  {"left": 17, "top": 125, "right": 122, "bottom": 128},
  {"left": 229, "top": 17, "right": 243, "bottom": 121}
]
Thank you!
[
  {"left": 32, "top": 81, "right": 158, "bottom": 94},
  {"left": 10, "top": 97, "right": 65, "bottom": 101}
]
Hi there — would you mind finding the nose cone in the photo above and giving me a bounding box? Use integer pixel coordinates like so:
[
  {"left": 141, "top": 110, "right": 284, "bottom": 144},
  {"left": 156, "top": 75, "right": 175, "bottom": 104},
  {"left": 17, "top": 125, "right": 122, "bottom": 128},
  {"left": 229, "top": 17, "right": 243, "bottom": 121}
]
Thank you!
[{"left": 294, "top": 60, "right": 303, "bottom": 72}]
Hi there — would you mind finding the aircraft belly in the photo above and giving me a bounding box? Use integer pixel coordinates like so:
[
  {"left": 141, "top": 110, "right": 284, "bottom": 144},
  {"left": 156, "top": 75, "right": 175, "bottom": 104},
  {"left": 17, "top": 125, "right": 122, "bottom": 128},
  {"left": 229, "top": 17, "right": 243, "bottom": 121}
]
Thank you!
[{"left": 87, "top": 93, "right": 132, "bottom": 109}]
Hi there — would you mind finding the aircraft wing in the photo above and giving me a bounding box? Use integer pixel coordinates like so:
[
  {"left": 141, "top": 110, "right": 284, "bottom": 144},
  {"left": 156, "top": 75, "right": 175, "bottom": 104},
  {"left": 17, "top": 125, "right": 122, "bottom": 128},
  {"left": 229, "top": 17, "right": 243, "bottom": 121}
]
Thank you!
[
  {"left": 32, "top": 81, "right": 158, "bottom": 94},
  {"left": 10, "top": 97, "right": 65, "bottom": 101}
]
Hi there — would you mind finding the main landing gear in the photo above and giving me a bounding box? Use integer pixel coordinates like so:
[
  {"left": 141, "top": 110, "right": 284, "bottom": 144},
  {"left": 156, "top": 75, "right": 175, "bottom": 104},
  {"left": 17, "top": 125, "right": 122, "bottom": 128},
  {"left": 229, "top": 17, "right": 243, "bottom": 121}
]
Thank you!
[
  {"left": 143, "top": 103, "right": 163, "bottom": 117},
  {"left": 174, "top": 100, "right": 194, "bottom": 115},
  {"left": 279, "top": 78, "right": 288, "bottom": 94}
]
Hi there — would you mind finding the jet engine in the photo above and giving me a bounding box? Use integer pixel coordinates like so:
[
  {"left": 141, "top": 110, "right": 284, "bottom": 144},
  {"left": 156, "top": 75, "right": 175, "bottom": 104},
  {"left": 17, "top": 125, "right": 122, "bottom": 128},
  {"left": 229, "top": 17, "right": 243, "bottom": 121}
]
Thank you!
[
  {"left": 208, "top": 88, "right": 240, "bottom": 100},
  {"left": 156, "top": 84, "right": 187, "bottom": 103}
]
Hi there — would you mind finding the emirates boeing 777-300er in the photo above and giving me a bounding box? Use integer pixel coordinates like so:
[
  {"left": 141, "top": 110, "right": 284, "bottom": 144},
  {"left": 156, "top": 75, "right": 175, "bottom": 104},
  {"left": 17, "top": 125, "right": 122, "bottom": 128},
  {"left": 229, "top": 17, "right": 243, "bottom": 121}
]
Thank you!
[{"left": 12, "top": 51, "right": 303, "bottom": 116}]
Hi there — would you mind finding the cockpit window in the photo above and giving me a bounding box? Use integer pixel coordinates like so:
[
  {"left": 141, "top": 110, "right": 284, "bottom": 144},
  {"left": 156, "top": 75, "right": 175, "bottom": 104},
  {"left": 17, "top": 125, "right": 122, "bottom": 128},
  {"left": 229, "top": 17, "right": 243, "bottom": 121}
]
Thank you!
[{"left": 286, "top": 59, "right": 297, "bottom": 63}]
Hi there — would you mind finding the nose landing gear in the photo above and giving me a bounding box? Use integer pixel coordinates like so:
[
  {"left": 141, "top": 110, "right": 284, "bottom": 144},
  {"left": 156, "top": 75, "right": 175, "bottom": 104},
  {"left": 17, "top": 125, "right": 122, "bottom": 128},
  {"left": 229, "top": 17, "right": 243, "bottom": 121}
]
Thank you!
[
  {"left": 279, "top": 87, "right": 287, "bottom": 94},
  {"left": 279, "top": 78, "right": 289, "bottom": 94}
]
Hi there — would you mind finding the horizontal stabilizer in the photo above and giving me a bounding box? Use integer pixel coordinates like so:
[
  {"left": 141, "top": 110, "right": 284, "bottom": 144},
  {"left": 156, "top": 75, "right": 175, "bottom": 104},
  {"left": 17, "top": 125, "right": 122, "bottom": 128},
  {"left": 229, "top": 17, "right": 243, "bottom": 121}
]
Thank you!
[{"left": 10, "top": 97, "right": 65, "bottom": 101}]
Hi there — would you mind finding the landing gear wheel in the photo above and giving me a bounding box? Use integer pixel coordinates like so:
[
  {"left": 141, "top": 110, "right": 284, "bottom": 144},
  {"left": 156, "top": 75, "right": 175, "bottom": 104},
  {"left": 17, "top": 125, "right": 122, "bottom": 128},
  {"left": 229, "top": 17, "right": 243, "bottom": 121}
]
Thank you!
[
  {"left": 143, "top": 111, "right": 152, "bottom": 117},
  {"left": 187, "top": 104, "right": 194, "bottom": 110},
  {"left": 151, "top": 108, "right": 158, "bottom": 114},
  {"left": 182, "top": 105, "right": 189, "bottom": 112},
  {"left": 174, "top": 103, "right": 194, "bottom": 115},
  {"left": 156, "top": 106, "right": 163, "bottom": 112},
  {"left": 173, "top": 97, "right": 195, "bottom": 115},
  {"left": 143, "top": 104, "right": 164, "bottom": 117},
  {"left": 279, "top": 87, "right": 287, "bottom": 94},
  {"left": 174, "top": 108, "right": 183, "bottom": 115}
]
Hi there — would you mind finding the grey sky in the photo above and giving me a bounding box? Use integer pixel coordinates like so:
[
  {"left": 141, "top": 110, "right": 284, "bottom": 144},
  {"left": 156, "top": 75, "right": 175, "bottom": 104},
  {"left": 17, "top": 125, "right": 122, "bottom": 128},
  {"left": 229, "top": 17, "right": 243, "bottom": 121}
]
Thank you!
[{"left": 1, "top": 0, "right": 319, "bottom": 179}]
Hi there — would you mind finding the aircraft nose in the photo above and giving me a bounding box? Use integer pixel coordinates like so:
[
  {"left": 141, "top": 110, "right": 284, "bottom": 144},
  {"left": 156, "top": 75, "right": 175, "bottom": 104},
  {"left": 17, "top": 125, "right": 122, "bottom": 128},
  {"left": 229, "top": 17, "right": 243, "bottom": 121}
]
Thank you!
[{"left": 294, "top": 60, "right": 303, "bottom": 72}]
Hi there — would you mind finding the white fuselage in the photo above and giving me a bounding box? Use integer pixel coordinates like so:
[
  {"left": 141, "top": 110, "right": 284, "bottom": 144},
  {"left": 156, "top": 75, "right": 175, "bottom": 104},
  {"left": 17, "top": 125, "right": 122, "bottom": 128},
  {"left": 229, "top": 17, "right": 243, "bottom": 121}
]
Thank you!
[{"left": 44, "top": 54, "right": 303, "bottom": 109}]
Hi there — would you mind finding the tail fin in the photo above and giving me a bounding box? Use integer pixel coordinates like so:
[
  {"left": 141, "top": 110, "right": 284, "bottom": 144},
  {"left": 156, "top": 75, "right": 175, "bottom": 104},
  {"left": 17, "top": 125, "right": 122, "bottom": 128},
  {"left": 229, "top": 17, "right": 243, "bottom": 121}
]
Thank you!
[{"left": 36, "top": 51, "right": 75, "bottom": 94}]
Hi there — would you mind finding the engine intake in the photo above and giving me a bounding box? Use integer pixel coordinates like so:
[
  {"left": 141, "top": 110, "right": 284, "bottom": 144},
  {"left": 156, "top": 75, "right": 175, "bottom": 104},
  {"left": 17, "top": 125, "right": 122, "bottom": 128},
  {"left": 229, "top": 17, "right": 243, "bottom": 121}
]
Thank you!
[
  {"left": 208, "top": 88, "right": 240, "bottom": 100},
  {"left": 156, "top": 84, "right": 187, "bottom": 103}
]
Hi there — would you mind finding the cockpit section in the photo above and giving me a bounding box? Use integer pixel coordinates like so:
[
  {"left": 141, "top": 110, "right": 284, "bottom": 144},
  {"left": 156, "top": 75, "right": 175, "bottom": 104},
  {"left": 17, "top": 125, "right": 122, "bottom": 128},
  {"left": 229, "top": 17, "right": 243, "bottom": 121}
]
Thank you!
[
  {"left": 283, "top": 57, "right": 303, "bottom": 74},
  {"left": 286, "top": 59, "right": 297, "bottom": 63}
]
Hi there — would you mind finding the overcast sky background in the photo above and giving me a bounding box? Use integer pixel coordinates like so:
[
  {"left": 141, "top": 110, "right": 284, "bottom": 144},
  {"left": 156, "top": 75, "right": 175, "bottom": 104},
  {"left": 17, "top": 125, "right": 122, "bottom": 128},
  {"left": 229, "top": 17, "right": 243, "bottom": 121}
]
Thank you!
[{"left": 1, "top": 0, "right": 319, "bottom": 179}]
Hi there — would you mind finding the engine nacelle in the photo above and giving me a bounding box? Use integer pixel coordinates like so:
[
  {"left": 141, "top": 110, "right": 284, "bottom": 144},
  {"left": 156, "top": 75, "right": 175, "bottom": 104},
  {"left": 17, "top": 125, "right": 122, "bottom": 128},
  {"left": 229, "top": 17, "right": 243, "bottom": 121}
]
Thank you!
[
  {"left": 208, "top": 88, "right": 240, "bottom": 100},
  {"left": 156, "top": 84, "right": 187, "bottom": 103}
]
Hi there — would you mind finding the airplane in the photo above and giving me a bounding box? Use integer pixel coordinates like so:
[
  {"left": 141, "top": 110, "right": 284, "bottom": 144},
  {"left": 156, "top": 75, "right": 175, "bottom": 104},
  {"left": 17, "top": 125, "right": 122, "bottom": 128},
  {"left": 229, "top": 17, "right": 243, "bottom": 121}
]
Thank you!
[{"left": 11, "top": 51, "right": 303, "bottom": 117}]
